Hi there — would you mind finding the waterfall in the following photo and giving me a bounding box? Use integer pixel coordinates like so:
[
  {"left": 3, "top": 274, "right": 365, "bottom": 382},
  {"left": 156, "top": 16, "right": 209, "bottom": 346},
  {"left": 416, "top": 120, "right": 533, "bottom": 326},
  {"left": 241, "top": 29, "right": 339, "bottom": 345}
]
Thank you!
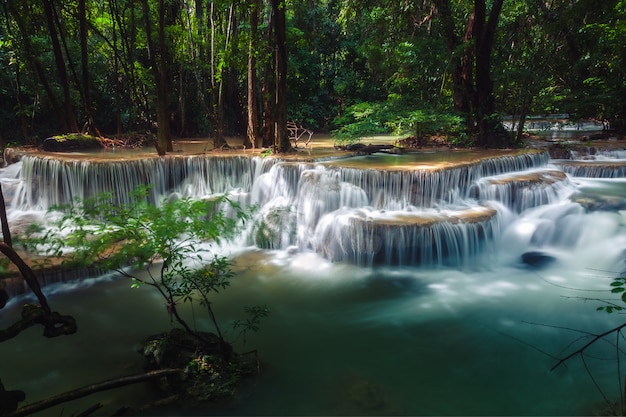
[
  {"left": 15, "top": 154, "right": 276, "bottom": 210},
  {"left": 2, "top": 150, "right": 565, "bottom": 269},
  {"left": 469, "top": 169, "right": 572, "bottom": 213},
  {"left": 553, "top": 160, "right": 626, "bottom": 178}
]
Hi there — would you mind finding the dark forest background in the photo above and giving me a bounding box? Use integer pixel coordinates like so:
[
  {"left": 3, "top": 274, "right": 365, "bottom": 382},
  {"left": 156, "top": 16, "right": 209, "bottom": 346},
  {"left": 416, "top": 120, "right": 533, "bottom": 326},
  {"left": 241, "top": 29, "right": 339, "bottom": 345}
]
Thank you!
[{"left": 0, "top": 0, "right": 624, "bottom": 150}]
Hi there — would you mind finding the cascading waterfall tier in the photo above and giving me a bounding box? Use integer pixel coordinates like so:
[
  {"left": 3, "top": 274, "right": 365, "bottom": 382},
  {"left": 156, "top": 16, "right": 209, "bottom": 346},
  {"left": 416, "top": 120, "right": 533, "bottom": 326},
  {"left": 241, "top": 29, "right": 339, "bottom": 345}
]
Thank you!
[
  {"left": 553, "top": 160, "right": 626, "bottom": 178},
  {"left": 6, "top": 150, "right": 553, "bottom": 269},
  {"left": 312, "top": 205, "right": 500, "bottom": 268},
  {"left": 15, "top": 154, "right": 276, "bottom": 210},
  {"left": 469, "top": 169, "right": 571, "bottom": 213}
]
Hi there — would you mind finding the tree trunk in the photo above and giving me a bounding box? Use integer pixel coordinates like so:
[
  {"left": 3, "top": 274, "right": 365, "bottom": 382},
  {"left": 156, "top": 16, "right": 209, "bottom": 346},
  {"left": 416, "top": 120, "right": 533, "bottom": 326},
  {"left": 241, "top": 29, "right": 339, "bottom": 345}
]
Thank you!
[
  {"left": 214, "top": 3, "right": 236, "bottom": 149},
  {"left": 79, "top": 0, "right": 99, "bottom": 136},
  {"left": 42, "top": 0, "right": 80, "bottom": 133},
  {"left": 434, "top": 0, "right": 504, "bottom": 147},
  {"left": 109, "top": 0, "right": 123, "bottom": 137},
  {"left": 434, "top": 0, "right": 472, "bottom": 115},
  {"left": 245, "top": 0, "right": 261, "bottom": 149},
  {"left": 142, "top": 0, "right": 172, "bottom": 155},
  {"left": 474, "top": 0, "right": 504, "bottom": 147},
  {"left": 261, "top": 6, "right": 275, "bottom": 148},
  {"left": 271, "top": 0, "right": 291, "bottom": 153}
]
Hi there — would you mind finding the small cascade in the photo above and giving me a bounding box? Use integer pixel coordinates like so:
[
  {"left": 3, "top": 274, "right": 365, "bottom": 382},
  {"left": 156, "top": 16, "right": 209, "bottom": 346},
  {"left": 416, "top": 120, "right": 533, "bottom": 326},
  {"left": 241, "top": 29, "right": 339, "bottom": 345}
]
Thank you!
[
  {"left": 569, "top": 148, "right": 626, "bottom": 160},
  {"left": 553, "top": 160, "right": 626, "bottom": 178},
  {"left": 1, "top": 265, "right": 112, "bottom": 299},
  {"left": 468, "top": 169, "right": 572, "bottom": 213},
  {"left": 312, "top": 205, "right": 499, "bottom": 268}
]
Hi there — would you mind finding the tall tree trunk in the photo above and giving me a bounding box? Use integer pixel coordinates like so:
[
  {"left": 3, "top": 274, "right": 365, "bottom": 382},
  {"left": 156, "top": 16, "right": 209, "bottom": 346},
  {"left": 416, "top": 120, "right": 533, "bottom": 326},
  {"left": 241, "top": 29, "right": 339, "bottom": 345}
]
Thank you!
[
  {"left": 433, "top": 0, "right": 505, "bottom": 147},
  {"left": 271, "top": 0, "right": 290, "bottom": 153},
  {"left": 245, "top": 0, "right": 261, "bottom": 149},
  {"left": 142, "top": 0, "right": 172, "bottom": 155},
  {"left": 79, "top": 0, "right": 100, "bottom": 136},
  {"left": 261, "top": 6, "right": 274, "bottom": 148},
  {"left": 214, "top": 3, "right": 235, "bottom": 149},
  {"left": 474, "top": 0, "right": 504, "bottom": 147},
  {"left": 434, "top": 0, "right": 472, "bottom": 115},
  {"left": 42, "top": 0, "right": 80, "bottom": 133},
  {"left": 109, "top": 0, "right": 123, "bottom": 137}
]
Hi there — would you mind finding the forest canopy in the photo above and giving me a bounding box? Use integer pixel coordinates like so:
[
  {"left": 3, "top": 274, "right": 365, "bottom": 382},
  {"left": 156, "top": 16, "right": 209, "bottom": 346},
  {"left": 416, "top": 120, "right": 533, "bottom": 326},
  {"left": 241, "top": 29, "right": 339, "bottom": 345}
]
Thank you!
[{"left": 0, "top": 0, "right": 624, "bottom": 150}]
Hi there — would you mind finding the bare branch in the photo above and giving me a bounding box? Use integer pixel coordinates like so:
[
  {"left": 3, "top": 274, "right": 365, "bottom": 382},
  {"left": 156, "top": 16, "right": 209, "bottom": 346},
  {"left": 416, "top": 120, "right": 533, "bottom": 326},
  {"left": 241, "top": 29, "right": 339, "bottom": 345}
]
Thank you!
[
  {"left": 7, "top": 369, "right": 183, "bottom": 417},
  {"left": 551, "top": 322, "right": 626, "bottom": 371}
]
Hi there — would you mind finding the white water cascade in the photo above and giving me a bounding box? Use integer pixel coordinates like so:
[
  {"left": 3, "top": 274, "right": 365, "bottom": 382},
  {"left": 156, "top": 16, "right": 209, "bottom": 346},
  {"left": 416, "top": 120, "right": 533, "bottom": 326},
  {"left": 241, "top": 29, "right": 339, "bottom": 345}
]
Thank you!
[{"left": 3, "top": 147, "right": 626, "bottom": 416}]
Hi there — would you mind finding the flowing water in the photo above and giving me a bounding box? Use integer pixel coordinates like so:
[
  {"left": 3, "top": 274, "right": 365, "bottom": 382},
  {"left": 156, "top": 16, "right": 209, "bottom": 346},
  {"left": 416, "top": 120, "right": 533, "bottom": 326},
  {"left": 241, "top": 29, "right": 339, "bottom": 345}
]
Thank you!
[{"left": 2, "top": 146, "right": 626, "bottom": 415}]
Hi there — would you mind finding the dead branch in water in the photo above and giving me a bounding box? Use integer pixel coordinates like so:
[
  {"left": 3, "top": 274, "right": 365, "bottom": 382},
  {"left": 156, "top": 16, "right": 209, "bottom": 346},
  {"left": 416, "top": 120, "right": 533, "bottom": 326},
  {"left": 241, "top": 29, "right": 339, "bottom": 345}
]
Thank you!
[{"left": 7, "top": 369, "right": 183, "bottom": 417}]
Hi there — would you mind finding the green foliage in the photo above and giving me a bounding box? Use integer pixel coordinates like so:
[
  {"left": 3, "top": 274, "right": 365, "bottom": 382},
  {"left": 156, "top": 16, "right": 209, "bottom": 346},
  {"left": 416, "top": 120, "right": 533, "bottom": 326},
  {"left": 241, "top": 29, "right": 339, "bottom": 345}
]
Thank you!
[
  {"left": 597, "top": 277, "right": 626, "bottom": 313},
  {"left": 333, "top": 98, "right": 465, "bottom": 146},
  {"left": 332, "top": 102, "right": 394, "bottom": 145},
  {"left": 388, "top": 109, "right": 464, "bottom": 139},
  {"left": 22, "top": 185, "right": 266, "bottom": 343},
  {"left": 233, "top": 305, "right": 270, "bottom": 344}
]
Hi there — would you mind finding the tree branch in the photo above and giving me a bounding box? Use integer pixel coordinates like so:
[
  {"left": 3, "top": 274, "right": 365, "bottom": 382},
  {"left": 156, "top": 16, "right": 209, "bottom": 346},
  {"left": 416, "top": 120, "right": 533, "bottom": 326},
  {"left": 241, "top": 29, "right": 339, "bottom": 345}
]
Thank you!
[
  {"left": 551, "top": 322, "right": 626, "bottom": 371},
  {"left": 7, "top": 369, "right": 183, "bottom": 417}
]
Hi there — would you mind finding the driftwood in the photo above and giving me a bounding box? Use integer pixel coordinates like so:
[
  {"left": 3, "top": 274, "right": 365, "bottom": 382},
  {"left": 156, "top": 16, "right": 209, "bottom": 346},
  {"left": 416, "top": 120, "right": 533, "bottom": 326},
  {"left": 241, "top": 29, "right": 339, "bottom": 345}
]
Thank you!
[
  {"left": 287, "top": 121, "right": 313, "bottom": 148},
  {"left": 7, "top": 369, "right": 183, "bottom": 417}
]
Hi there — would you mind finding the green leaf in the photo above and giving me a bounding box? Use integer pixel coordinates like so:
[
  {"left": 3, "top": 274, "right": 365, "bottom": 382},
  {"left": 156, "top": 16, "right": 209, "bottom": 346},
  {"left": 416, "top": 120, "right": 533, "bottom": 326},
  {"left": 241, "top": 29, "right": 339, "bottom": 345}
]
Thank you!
[{"left": 611, "top": 287, "right": 625, "bottom": 293}]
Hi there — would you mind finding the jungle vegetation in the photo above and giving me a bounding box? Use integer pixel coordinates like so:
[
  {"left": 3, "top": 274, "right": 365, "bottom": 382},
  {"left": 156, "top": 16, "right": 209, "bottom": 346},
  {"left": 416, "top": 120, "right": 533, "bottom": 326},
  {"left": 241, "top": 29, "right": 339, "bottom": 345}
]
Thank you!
[{"left": 0, "top": 0, "right": 624, "bottom": 152}]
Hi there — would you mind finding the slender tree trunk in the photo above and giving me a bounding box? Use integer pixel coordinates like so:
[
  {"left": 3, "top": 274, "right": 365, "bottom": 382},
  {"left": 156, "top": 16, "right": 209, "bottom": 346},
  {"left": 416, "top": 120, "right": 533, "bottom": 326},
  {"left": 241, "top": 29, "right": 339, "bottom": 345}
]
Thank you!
[
  {"left": 42, "top": 0, "right": 80, "bottom": 133},
  {"left": 261, "top": 6, "right": 274, "bottom": 148},
  {"left": 214, "top": 4, "right": 236, "bottom": 149},
  {"left": 271, "top": 0, "right": 290, "bottom": 153},
  {"left": 246, "top": 0, "right": 261, "bottom": 149},
  {"left": 142, "top": 0, "right": 172, "bottom": 154},
  {"left": 79, "top": 0, "right": 99, "bottom": 136},
  {"left": 109, "top": 0, "right": 123, "bottom": 137}
]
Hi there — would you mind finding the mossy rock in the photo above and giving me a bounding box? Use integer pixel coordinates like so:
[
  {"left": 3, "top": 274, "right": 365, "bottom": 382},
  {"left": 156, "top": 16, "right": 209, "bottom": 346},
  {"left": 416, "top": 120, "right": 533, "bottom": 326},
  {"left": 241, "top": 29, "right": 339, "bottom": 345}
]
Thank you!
[
  {"left": 141, "top": 328, "right": 258, "bottom": 405},
  {"left": 42, "top": 133, "right": 103, "bottom": 152}
]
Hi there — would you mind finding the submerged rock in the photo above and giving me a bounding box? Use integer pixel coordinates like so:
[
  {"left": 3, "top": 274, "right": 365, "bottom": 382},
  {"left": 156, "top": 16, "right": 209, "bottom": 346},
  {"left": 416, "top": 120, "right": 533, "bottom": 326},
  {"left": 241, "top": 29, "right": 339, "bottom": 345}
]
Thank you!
[{"left": 330, "top": 372, "right": 404, "bottom": 416}]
